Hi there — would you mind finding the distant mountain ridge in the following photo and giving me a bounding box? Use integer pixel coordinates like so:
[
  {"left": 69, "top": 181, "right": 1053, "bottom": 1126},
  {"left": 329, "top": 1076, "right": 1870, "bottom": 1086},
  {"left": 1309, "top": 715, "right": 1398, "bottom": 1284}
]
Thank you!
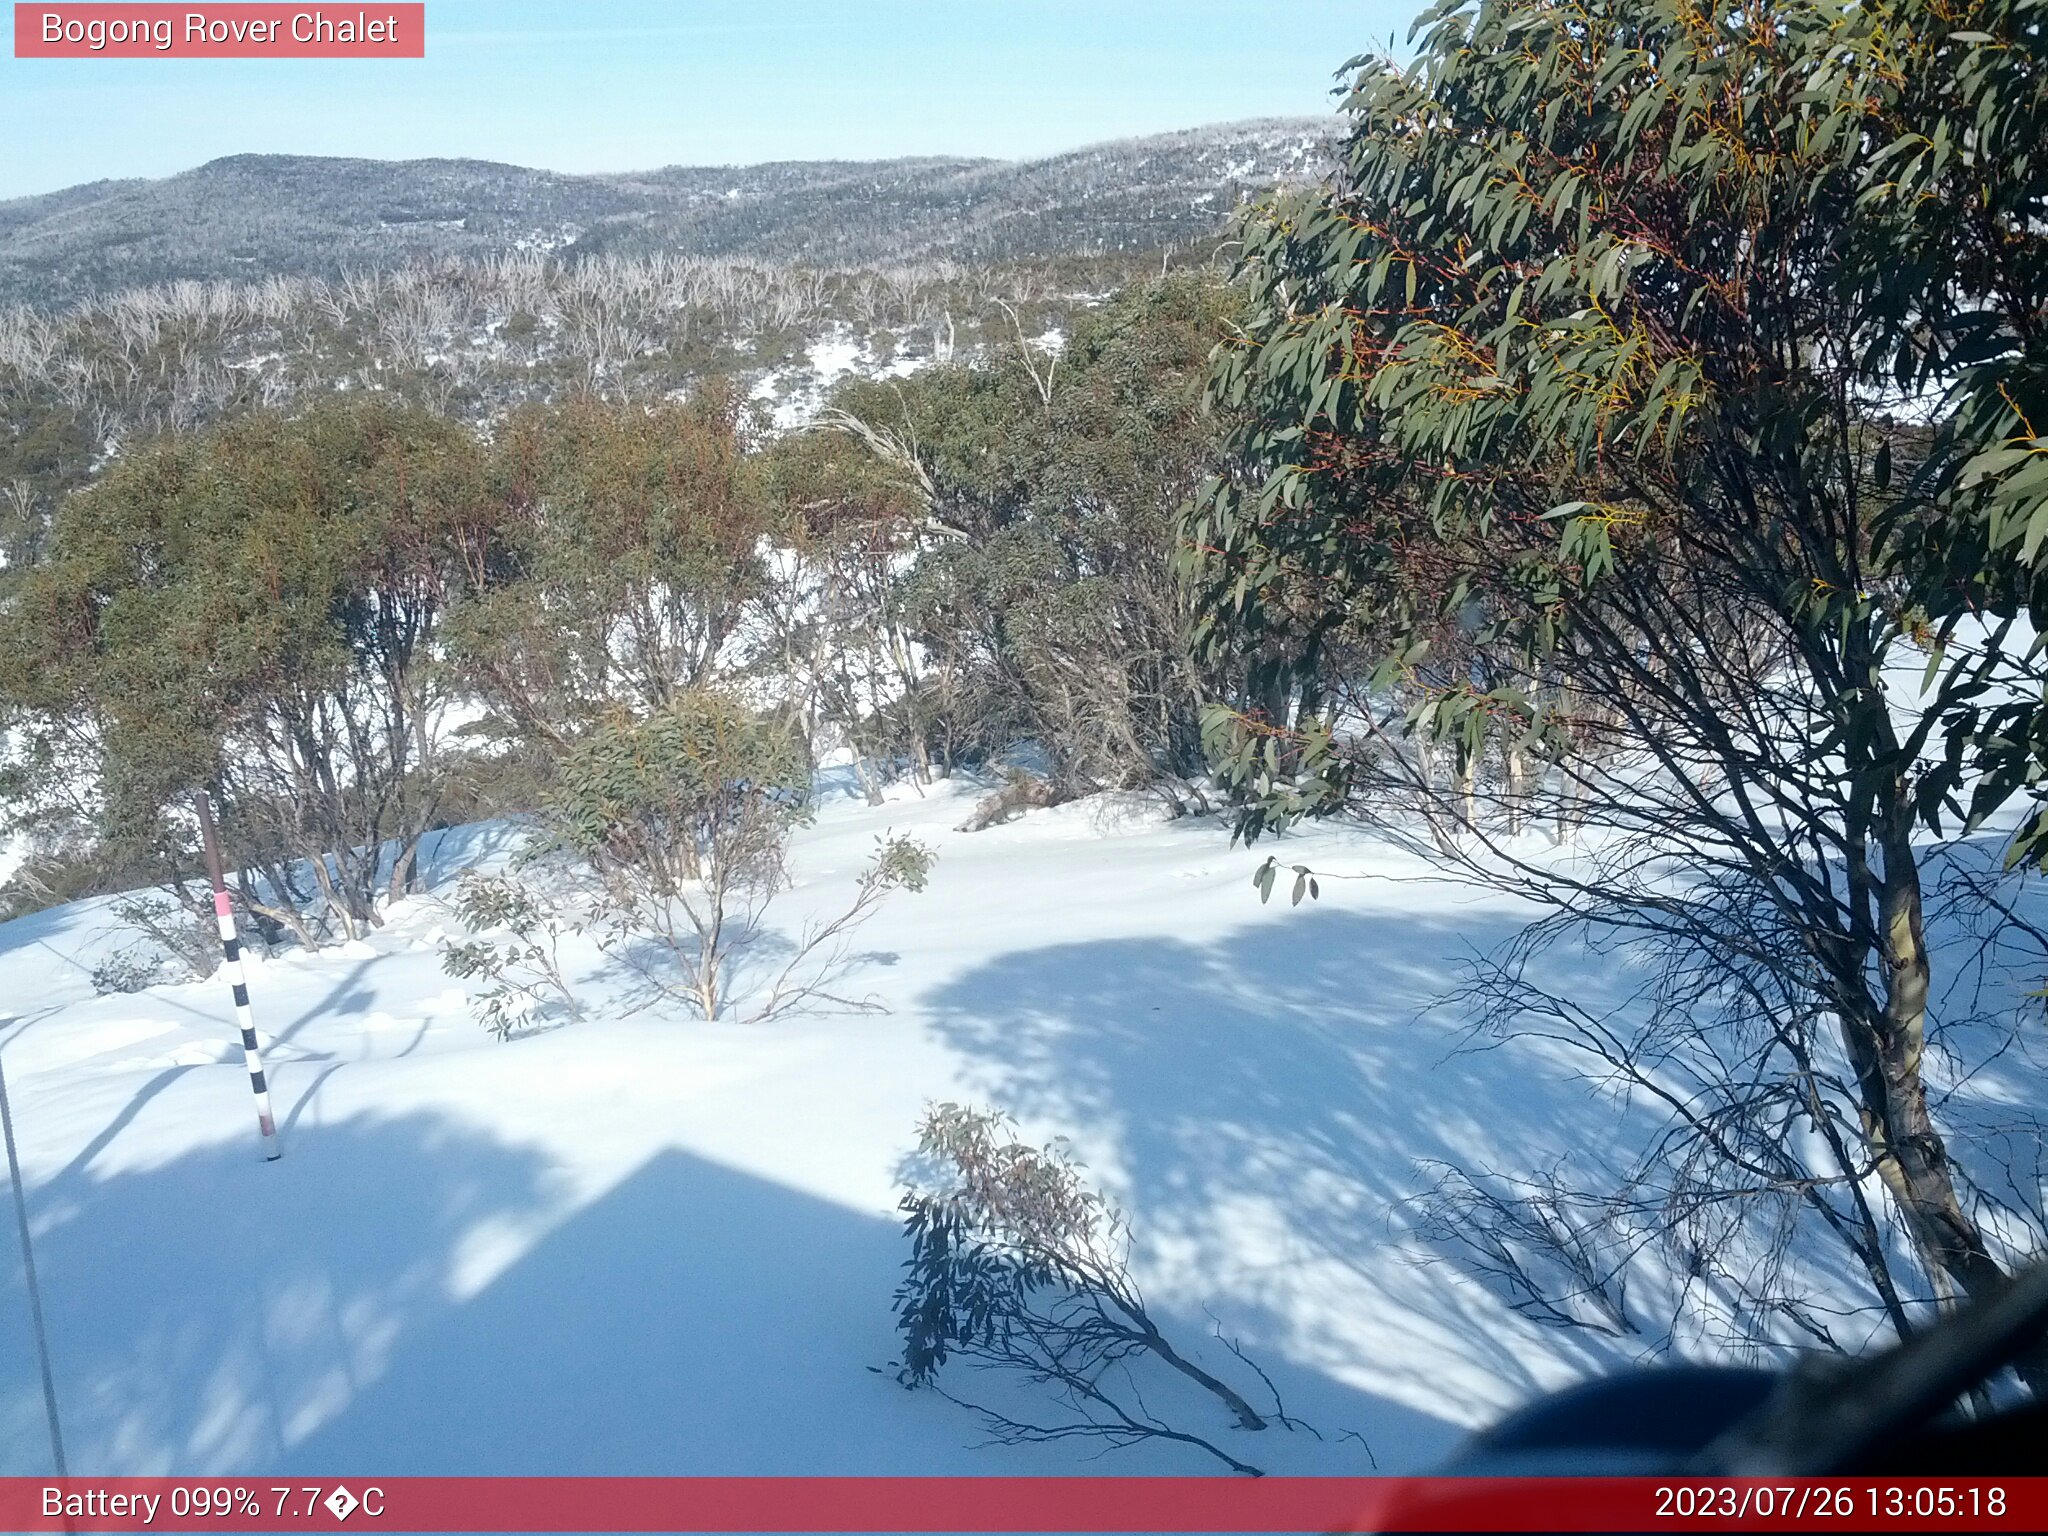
[{"left": 0, "top": 119, "right": 1338, "bottom": 307}]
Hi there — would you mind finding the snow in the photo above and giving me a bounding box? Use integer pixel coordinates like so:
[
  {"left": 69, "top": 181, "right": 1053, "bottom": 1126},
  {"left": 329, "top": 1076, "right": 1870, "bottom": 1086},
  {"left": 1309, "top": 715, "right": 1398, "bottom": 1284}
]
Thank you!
[
  {"left": 1, "top": 780, "right": 2037, "bottom": 1477},
  {"left": 750, "top": 328, "right": 937, "bottom": 430},
  {"left": 806, "top": 334, "right": 865, "bottom": 383}
]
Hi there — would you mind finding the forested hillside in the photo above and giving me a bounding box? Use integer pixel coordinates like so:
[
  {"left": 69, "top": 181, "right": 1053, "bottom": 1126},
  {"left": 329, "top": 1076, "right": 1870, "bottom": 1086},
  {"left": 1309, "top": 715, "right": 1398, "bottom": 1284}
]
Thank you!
[{"left": 0, "top": 119, "right": 1334, "bottom": 307}]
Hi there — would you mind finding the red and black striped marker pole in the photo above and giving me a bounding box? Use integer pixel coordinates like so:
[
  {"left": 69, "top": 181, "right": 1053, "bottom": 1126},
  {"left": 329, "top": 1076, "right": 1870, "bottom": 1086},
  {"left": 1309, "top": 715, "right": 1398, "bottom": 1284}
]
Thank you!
[{"left": 194, "top": 792, "right": 280, "bottom": 1161}]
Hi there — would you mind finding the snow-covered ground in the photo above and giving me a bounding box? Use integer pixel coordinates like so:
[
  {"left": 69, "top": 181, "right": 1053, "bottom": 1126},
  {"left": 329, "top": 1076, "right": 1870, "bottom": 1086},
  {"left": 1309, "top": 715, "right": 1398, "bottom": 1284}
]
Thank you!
[
  {"left": 751, "top": 328, "right": 936, "bottom": 430},
  {"left": 0, "top": 778, "right": 2031, "bottom": 1479}
]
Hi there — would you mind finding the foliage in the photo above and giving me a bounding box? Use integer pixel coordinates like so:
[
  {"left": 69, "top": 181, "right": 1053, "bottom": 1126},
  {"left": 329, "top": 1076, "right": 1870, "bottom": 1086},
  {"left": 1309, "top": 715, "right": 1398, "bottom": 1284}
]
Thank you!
[
  {"left": 109, "top": 890, "right": 217, "bottom": 978},
  {"left": 807, "top": 274, "right": 1245, "bottom": 805},
  {"left": 0, "top": 395, "right": 491, "bottom": 943},
  {"left": 0, "top": 397, "right": 92, "bottom": 574},
  {"left": 893, "top": 1102, "right": 1290, "bottom": 1477},
  {"left": 85, "top": 889, "right": 218, "bottom": 994},
  {"left": 439, "top": 869, "right": 583, "bottom": 1040},
  {"left": 754, "top": 406, "right": 942, "bottom": 799},
  {"left": 1854, "top": 5, "right": 2048, "bottom": 865},
  {"left": 449, "top": 385, "right": 768, "bottom": 742},
  {"left": 547, "top": 692, "right": 809, "bottom": 892},
  {"left": 542, "top": 691, "right": 932, "bottom": 1021},
  {"left": 1250, "top": 855, "right": 1319, "bottom": 907},
  {"left": 88, "top": 946, "right": 176, "bottom": 996},
  {"left": 742, "top": 830, "right": 935, "bottom": 1021},
  {"left": 1186, "top": 0, "right": 2048, "bottom": 1377},
  {"left": 538, "top": 690, "right": 926, "bottom": 1022}
]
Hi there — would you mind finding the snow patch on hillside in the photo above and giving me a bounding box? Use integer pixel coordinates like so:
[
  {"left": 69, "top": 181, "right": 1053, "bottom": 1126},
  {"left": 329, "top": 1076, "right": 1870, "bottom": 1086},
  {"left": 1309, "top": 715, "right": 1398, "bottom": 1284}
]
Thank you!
[{"left": 751, "top": 327, "right": 938, "bottom": 429}]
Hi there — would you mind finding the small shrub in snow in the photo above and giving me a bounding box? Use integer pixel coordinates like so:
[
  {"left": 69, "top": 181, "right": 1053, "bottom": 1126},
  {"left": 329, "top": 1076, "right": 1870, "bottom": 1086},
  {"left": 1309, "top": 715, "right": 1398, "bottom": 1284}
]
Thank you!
[
  {"left": 547, "top": 692, "right": 931, "bottom": 1021},
  {"left": 744, "top": 830, "right": 933, "bottom": 1021},
  {"left": 893, "top": 1102, "right": 1296, "bottom": 1476},
  {"left": 547, "top": 692, "right": 807, "bottom": 1021},
  {"left": 440, "top": 870, "right": 582, "bottom": 1040},
  {"left": 90, "top": 945, "right": 174, "bottom": 996},
  {"left": 91, "top": 891, "right": 219, "bottom": 993},
  {"left": 110, "top": 891, "right": 219, "bottom": 978}
]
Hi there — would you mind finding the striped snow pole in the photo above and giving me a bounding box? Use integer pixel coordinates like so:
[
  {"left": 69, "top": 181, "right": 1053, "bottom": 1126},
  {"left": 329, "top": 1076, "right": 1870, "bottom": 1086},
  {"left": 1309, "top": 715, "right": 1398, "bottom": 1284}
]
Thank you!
[{"left": 195, "top": 792, "right": 281, "bottom": 1161}]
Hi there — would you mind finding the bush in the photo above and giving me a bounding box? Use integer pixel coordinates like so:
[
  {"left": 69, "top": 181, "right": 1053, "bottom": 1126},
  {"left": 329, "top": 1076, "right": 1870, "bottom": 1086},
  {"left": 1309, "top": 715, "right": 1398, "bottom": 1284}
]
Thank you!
[
  {"left": 544, "top": 692, "right": 929, "bottom": 1021},
  {"left": 110, "top": 891, "right": 216, "bottom": 975},
  {"left": 89, "top": 890, "right": 218, "bottom": 993},
  {"left": 893, "top": 1102, "right": 1296, "bottom": 1476},
  {"left": 439, "top": 868, "right": 582, "bottom": 1040},
  {"left": 90, "top": 945, "right": 175, "bottom": 996}
]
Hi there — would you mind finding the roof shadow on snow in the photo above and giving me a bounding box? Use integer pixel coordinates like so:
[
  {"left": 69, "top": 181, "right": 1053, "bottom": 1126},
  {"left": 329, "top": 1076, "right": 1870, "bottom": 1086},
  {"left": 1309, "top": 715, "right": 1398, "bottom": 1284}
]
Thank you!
[
  {"left": 278, "top": 1143, "right": 1438, "bottom": 1476},
  {"left": 916, "top": 905, "right": 1683, "bottom": 1438},
  {"left": 1, "top": 1111, "right": 558, "bottom": 1475},
  {"left": 273, "top": 1142, "right": 966, "bottom": 1476},
  {"left": 3, "top": 1112, "right": 1441, "bottom": 1477}
]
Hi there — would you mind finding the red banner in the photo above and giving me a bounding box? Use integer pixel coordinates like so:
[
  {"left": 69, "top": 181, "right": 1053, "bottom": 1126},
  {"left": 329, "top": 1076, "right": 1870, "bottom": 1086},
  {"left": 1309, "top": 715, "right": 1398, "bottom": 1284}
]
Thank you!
[
  {"left": 1, "top": 1477, "right": 2044, "bottom": 1532},
  {"left": 13, "top": 4, "right": 424, "bottom": 58}
]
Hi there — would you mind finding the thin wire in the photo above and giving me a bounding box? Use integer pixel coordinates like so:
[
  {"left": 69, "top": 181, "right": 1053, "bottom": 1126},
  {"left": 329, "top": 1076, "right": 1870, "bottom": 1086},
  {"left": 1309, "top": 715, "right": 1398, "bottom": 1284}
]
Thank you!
[{"left": 0, "top": 1039, "right": 68, "bottom": 1479}]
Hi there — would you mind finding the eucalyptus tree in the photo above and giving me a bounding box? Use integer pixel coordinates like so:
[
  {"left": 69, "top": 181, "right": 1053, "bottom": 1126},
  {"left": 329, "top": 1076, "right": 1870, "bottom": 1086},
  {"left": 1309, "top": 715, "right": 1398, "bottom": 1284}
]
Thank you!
[
  {"left": 820, "top": 275, "right": 1243, "bottom": 808},
  {"left": 1187, "top": 0, "right": 2048, "bottom": 1373},
  {"left": 447, "top": 383, "right": 770, "bottom": 747},
  {"left": 0, "top": 397, "right": 491, "bottom": 942}
]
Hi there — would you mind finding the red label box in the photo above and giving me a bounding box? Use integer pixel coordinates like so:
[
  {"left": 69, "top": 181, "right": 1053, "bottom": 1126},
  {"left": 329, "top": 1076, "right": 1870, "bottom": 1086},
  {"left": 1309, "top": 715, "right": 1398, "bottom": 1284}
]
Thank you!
[{"left": 14, "top": 4, "right": 425, "bottom": 57}]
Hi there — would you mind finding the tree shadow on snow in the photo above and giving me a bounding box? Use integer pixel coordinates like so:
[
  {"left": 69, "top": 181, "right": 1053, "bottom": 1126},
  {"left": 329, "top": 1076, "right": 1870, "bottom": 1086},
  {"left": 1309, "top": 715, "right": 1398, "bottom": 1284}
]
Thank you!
[{"left": 916, "top": 906, "right": 1694, "bottom": 1441}]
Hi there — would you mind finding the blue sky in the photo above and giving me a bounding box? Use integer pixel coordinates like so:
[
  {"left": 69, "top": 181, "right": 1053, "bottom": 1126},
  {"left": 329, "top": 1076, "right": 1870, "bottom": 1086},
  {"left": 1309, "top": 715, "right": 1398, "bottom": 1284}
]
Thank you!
[{"left": 2, "top": 2, "right": 1416, "bottom": 200}]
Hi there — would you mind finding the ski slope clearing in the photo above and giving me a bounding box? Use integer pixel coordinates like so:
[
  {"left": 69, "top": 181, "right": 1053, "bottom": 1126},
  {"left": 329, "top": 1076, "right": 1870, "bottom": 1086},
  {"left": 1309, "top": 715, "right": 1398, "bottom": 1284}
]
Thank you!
[{"left": 0, "top": 779, "right": 2034, "bottom": 1478}]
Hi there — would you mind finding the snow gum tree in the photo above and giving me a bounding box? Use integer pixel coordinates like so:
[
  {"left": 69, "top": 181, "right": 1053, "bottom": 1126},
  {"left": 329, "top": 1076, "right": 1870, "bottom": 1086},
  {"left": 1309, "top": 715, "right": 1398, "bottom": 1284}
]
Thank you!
[
  {"left": 817, "top": 276, "right": 1244, "bottom": 809},
  {"left": 0, "top": 397, "right": 492, "bottom": 943},
  {"left": 447, "top": 383, "right": 770, "bottom": 746},
  {"left": 756, "top": 417, "right": 939, "bottom": 801},
  {"left": 1186, "top": 0, "right": 2048, "bottom": 1377},
  {"left": 541, "top": 689, "right": 933, "bottom": 1022}
]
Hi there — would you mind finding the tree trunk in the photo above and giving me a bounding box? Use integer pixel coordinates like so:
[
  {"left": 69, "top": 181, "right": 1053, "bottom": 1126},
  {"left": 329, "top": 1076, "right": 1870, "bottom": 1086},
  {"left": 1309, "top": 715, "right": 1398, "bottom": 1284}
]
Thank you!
[
  {"left": 1844, "top": 791, "right": 2048, "bottom": 1392},
  {"left": 956, "top": 773, "right": 1063, "bottom": 832},
  {"left": 387, "top": 831, "right": 422, "bottom": 904}
]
